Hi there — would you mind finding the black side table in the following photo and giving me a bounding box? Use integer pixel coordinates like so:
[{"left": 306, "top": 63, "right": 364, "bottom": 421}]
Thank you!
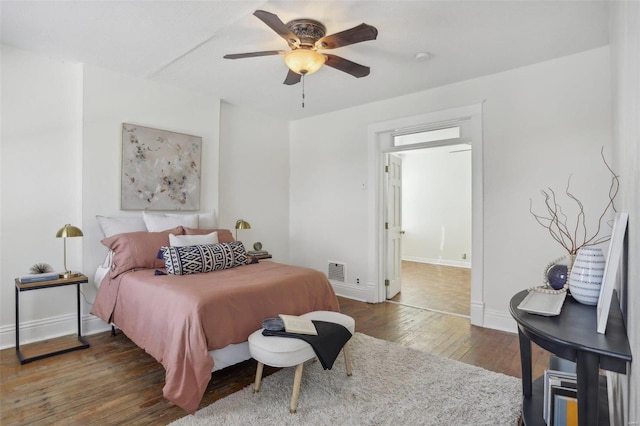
[
  {"left": 509, "top": 290, "right": 632, "bottom": 426},
  {"left": 15, "top": 274, "right": 91, "bottom": 364}
]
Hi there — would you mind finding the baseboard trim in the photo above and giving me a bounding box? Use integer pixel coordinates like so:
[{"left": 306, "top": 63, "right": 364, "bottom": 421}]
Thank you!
[
  {"left": 470, "top": 300, "right": 484, "bottom": 326},
  {"left": 402, "top": 256, "right": 471, "bottom": 269},
  {"left": 483, "top": 308, "right": 517, "bottom": 333},
  {"left": 0, "top": 314, "right": 111, "bottom": 350},
  {"left": 1, "top": 313, "right": 75, "bottom": 349},
  {"left": 330, "top": 280, "right": 372, "bottom": 303},
  {"left": 83, "top": 314, "right": 112, "bottom": 336}
]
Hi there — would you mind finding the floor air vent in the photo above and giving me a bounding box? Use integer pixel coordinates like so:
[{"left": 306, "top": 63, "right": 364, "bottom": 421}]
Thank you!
[{"left": 328, "top": 262, "right": 346, "bottom": 282}]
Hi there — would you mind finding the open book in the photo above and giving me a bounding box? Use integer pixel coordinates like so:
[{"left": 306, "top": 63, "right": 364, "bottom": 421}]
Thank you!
[{"left": 278, "top": 314, "right": 318, "bottom": 335}]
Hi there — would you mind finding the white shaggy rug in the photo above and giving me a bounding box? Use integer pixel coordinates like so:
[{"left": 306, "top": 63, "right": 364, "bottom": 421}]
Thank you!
[{"left": 171, "top": 333, "right": 521, "bottom": 426}]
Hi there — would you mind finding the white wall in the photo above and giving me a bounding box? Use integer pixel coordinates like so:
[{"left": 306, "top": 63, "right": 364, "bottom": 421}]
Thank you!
[
  {"left": 1, "top": 45, "right": 83, "bottom": 345},
  {"left": 0, "top": 47, "right": 221, "bottom": 346},
  {"left": 219, "top": 102, "right": 290, "bottom": 260},
  {"left": 290, "top": 47, "right": 612, "bottom": 328},
  {"left": 400, "top": 147, "right": 472, "bottom": 267},
  {"left": 81, "top": 65, "right": 221, "bottom": 336},
  {"left": 289, "top": 107, "right": 371, "bottom": 293},
  {"left": 610, "top": 2, "right": 639, "bottom": 424}
]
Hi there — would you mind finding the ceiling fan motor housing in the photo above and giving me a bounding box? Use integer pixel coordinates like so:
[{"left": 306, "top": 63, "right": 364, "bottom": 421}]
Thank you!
[{"left": 286, "top": 19, "right": 326, "bottom": 48}]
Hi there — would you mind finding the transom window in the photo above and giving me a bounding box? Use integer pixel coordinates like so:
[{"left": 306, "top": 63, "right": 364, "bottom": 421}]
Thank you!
[{"left": 394, "top": 126, "right": 461, "bottom": 147}]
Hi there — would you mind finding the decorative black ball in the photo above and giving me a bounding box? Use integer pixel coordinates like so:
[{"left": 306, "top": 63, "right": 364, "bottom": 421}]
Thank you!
[{"left": 547, "top": 264, "right": 568, "bottom": 290}]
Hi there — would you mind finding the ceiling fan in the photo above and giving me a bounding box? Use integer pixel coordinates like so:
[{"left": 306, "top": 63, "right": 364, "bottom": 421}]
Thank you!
[{"left": 224, "top": 10, "right": 378, "bottom": 85}]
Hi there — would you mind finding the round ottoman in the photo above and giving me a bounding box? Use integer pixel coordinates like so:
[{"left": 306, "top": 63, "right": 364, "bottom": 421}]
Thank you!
[{"left": 248, "top": 310, "right": 355, "bottom": 413}]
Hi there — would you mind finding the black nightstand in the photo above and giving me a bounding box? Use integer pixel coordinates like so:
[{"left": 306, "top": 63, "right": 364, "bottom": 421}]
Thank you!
[{"left": 15, "top": 274, "right": 90, "bottom": 364}]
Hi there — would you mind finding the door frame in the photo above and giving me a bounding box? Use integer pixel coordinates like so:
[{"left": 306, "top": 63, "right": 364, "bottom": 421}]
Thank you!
[{"left": 366, "top": 103, "right": 485, "bottom": 326}]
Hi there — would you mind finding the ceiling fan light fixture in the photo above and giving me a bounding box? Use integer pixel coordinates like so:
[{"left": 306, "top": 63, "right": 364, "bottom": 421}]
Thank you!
[{"left": 284, "top": 49, "right": 326, "bottom": 75}]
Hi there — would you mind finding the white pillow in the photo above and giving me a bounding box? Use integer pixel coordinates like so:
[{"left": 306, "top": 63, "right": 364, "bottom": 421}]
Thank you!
[
  {"left": 197, "top": 211, "right": 216, "bottom": 229},
  {"left": 143, "top": 212, "right": 199, "bottom": 232},
  {"left": 96, "top": 215, "right": 147, "bottom": 238},
  {"left": 169, "top": 231, "right": 218, "bottom": 247}
]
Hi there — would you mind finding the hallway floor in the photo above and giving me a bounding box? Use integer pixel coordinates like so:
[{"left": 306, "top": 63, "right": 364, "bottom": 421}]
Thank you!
[{"left": 390, "top": 261, "right": 471, "bottom": 317}]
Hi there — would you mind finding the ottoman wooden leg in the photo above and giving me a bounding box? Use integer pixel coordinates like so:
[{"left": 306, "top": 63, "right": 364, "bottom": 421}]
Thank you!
[
  {"left": 290, "top": 363, "right": 304, "bottom": 413},
  {"left": 254, "top": 361, "right": 264, "bottom": 393},
  {"left": 343, "top": 341, "right": 353, "bottom": 376}
]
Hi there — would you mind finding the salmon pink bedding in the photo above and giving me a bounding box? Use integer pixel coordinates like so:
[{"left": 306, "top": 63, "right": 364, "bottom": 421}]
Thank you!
[{"left": 91, "top": 261, "right": 339, "bottom": 413}]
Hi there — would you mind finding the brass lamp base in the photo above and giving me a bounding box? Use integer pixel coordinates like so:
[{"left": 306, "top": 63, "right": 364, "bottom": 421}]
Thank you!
[{"left": 60, "top": 271, "right": 81, "bottom": 279}]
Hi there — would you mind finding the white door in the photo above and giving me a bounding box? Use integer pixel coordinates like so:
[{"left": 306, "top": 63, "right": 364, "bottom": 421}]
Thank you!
[{"left": 385, "top": 154, "right": 402, "bottom": 299}]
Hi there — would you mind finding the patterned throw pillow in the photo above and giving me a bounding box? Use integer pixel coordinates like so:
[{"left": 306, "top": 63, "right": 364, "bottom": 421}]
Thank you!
[{"left": 161, "top": 241, "right": 249, "bottom": 275}]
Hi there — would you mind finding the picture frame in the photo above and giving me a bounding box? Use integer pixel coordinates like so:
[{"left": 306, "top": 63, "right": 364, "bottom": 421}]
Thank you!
[
  {"left": 121, "top": 123, "right": 202, "bottom": 211},
  {"left": 596, "top": 212, "right": 629, "bottom": 334}
]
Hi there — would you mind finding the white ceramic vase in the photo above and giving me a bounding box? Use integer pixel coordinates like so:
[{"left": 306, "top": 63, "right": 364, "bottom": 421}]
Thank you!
[{"left": 569, "top": 247, "right": 606, "bottom": 305}]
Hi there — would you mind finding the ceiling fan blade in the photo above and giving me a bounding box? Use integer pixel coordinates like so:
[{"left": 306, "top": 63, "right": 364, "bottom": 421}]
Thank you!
[
  {"left": 324, "top": 54, "right": 370, "bottom": 78},
  {"left": 283, "top": 70, "right": 302, "bottom": 85},
  {"left": 316, "top": 23, "right": 378, "bottom": 49},
  {"left": 224, "top": 50, "right": 284, "bottom": 59},
  {"left": 254, "top": 10, "right": 300, "bottom": 47}
]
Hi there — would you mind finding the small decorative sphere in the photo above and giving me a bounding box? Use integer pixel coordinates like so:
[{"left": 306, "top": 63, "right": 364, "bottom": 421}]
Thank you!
[{"left": 547, "top": 264, "right": 568, "bottom": 290}]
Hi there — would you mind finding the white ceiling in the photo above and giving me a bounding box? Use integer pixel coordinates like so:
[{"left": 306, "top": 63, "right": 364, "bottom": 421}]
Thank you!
[{"left": 1, "top": 1, "right": 610, "bottom": 121}]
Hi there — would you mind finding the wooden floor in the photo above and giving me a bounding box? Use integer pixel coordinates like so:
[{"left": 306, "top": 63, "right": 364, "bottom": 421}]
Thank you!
[
  {"left": 1, "top": 297, "right": 550, "bottom": 425},
  {"left": 391, "top": 261, "right": 471, "bottom": 316}
]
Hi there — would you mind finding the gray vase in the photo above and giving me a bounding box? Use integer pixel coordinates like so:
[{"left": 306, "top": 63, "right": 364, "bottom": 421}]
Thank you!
[{"left": 569, "top": 247, "right": 605, "bottom": 305}]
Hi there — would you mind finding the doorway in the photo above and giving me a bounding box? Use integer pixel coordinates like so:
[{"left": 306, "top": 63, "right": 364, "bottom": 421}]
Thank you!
[
  {"left": 367, "top": 103, "right": 485, "bottom": 326},
  {"left": 387, "top": 143, "right": 472, "bottom": 318},
  {"left": 387, "top": 144, "right": 472, "bottom": 317}
]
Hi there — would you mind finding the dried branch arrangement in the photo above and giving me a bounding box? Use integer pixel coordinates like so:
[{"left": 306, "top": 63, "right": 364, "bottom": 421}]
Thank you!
[{"left": 529, "top": 148, "right": 619, "bottom": 255}]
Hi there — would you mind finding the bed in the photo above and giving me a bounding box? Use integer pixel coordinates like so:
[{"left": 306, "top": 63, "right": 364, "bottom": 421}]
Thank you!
[{"left": 91, "top": 224, "right": 339, "bottom": 414}]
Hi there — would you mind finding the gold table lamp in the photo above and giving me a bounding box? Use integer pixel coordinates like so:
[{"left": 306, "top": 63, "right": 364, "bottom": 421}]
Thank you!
[
  {"left": 235, "top": 219, "right": 251, "bottom": 240},
  {"left": 56, "top": 224, "right": 83, "bottom": 278}
]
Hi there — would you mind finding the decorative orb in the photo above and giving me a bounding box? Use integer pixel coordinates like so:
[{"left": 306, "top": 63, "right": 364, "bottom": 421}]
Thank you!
[{"left": 547, "top": 264, "right": 568, "bottom": 290}]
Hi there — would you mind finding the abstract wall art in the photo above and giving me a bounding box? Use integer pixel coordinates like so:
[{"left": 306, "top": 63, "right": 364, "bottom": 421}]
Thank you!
[{"left": 121, "top": 123, "right": 202, "bottom": 211}]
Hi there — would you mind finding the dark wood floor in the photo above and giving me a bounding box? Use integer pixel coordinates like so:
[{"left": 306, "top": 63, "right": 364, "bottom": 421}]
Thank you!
[
  {"left": 1, "top": 297, "right": 549, "bottom": 425},
  {"left": 391, "top": 261, "right": 471, "bottom": 316}
]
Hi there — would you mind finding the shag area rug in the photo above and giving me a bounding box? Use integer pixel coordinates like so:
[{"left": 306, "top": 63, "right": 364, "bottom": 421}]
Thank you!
[{"left": 171, "top": 333, "right": 521, "bottom": 426}]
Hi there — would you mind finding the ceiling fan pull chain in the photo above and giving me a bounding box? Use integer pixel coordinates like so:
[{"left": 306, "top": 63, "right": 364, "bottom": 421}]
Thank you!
[{"left": 301, "top": 72, "right": 306, "bottom": 108}]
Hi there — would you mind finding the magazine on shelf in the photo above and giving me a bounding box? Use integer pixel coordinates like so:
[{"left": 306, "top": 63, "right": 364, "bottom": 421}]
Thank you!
[
  {"left": 550, "top": 386, "right": 578, "bottom": 426},
  {"left": 278, "top": 314, "right": 318, "bottom": 335},
  {"left": 544, "top": 369, "right": 577, "bottom": 424}
]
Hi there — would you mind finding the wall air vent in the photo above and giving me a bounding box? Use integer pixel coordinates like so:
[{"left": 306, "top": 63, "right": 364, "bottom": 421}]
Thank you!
[{"left": 328, "top": 261, "right": 346, "bottom": 282}]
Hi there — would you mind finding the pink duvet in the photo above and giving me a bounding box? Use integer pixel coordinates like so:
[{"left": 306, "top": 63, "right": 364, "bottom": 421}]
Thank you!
[{"left": 91, "top": 261, "right": 339, "bottom": 413}]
